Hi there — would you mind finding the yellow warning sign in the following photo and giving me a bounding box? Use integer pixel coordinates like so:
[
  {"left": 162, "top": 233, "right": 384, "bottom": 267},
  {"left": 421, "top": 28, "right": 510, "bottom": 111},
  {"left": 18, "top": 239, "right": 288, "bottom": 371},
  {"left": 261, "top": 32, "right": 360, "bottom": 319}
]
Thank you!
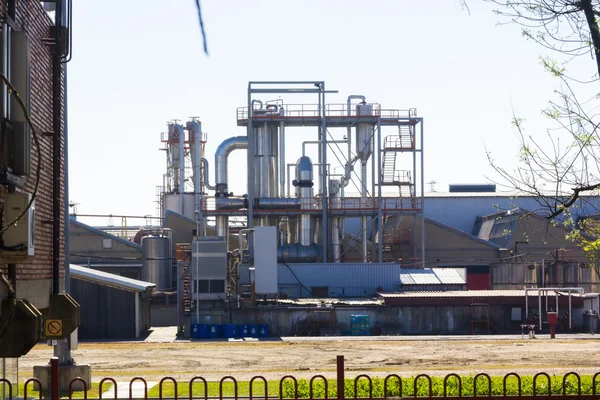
[{"left": 45, "top": 319, "right": 63, "bottom": 336}]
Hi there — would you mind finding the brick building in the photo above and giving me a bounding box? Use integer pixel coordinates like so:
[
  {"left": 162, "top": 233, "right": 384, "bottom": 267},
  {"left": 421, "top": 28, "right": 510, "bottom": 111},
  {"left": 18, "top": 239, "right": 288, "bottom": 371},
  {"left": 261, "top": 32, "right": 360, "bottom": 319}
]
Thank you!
[{"left": 0, "top": 2, "right": 65, "bottom": 315}]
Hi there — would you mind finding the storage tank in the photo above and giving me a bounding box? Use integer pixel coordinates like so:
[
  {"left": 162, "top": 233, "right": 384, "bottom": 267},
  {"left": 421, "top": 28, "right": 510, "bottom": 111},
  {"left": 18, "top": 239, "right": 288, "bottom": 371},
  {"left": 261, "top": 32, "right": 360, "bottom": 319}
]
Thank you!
[
  {"left": 580, "top": 264, "right": 600, "bottom": 292},
  {"left": 355, "top": 103, "right": 373, "bottom": 162},
  {"left": 142, "top": 231, "right": 172, "bottom": 291},
  {"left": 562, "top": 263, "right": 581, "bottom": 287}
]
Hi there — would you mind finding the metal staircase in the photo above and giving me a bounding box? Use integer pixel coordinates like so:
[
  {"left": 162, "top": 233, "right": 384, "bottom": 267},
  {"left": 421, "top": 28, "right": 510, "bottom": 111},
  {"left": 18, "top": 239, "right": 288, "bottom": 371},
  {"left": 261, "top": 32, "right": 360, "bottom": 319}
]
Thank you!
[{"left": 381, "top": 122, "right": 418, "bottom": 196}]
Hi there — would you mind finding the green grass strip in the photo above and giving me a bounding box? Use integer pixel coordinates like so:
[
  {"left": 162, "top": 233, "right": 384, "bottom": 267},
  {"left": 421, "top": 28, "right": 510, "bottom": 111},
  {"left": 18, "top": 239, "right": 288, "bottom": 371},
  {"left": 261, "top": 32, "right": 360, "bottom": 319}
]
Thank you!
[
  {"left": 147, "top": 375, "right": 600, "bottom": 398},
  {"left": 2, "top": 382, "right": 112, "bottom": 399}
]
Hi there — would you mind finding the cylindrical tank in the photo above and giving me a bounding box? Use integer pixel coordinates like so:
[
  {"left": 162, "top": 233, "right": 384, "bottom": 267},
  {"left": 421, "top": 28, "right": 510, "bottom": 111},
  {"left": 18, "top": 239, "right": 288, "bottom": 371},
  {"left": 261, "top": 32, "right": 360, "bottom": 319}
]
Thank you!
[
  {"left": 253, "top": 122, "right": 279, "bottom": 198},
  {"left": 142, "top": 232, "right": 172, "bottom": 291},
  {"left": 545, "top": 262, "right": 564, "bottom": 287},
  {"left": 580, "top": 264, "right": 599, "bottom": 293},
  {"left": 330, "top": 179, "right": 342, "bottom": 263},
  {"left": 563, "top": 262, "right": 581, "bottom": 287},
  {"left": 295, "top": 156, "right": 314, "bottom": 246},
  {"left": 355, "top": 103, "right": 373, "bottom": 162}
]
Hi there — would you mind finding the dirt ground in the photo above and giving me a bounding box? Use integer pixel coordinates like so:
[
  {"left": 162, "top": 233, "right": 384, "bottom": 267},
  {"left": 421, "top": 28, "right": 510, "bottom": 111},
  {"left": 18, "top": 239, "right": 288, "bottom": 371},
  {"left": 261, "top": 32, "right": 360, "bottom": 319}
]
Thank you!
[{"left": 18, "top": 338, "right": 600, "bottom": 381}]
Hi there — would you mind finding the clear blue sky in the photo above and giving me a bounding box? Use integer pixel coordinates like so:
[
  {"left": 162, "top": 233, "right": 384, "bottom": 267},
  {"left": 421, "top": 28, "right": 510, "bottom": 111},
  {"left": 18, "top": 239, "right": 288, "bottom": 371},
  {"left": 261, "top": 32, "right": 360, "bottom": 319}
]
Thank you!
[{"left": 67, "top": 0, "right": 591, "bottom": 226}]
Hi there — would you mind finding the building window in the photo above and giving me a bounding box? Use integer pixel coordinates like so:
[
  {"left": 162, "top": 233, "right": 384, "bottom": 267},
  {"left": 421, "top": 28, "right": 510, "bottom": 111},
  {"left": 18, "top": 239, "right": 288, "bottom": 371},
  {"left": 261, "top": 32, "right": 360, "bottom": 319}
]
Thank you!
[
  {"left": 209, "top": 280, "right": 225, "bottom": 293},
  {"left": 198, "top": 280, "right": 210, "bottom": 293}
]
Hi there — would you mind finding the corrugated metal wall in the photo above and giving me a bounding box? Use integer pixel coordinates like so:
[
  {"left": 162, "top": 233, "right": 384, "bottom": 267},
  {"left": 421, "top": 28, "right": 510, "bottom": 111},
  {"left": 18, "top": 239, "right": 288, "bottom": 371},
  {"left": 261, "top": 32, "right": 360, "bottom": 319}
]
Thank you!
[
  {"left": 240, "top": 263, "right": 401, "bottom": 298},
  {"left": 423, "top": 196, "right": 600, "bottom": 234},
  {"left": 278, "top": 263, "right": 401, "bottom": 297},
  {"left": 71, "top": 279, "right": 136, "bottom": 339}
]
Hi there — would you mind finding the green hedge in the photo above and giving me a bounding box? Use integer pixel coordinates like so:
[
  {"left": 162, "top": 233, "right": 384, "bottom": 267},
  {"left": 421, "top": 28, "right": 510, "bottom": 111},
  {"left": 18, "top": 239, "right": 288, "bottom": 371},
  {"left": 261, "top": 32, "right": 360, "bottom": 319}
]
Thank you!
[{"left": 281, "top": 375, "right": 600, "bottom": 398}]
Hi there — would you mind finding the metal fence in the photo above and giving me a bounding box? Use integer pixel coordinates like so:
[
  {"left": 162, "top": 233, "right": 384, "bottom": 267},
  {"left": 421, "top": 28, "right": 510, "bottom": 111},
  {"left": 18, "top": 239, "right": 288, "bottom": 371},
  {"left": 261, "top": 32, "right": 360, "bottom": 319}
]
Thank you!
[{"left": 1, "top": 356, "right": 600, "bottom": 400}]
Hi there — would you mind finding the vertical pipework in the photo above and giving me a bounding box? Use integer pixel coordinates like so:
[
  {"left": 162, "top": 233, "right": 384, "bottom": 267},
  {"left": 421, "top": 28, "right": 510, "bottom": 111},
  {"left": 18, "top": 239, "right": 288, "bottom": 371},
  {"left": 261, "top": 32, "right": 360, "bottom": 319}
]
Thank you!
[
  {"left": 295, "top": 156, "right": 314, "bottom": 247},
  {"left": 52, "top": 0, "right": 63, "bottom": 295},
  {"left": 330, "top": 180, "right": 341, "bottom": 263},
  {"left": 279, "top": 120, "right": 285, "bottom": 197},
  {"left": 188, "top": 120, "right": 204, "bottom": 235},
  {"left": 361, "top": 162, "right": 368, "bottom": 263},
  {"left": 216, "top": 216, "right": 229, "bottom": 249},
  {"left": 2, "top": 23, "right": 8, "bottom": 119},
  {"left": 176, "top": 124, "right": 185, "bottom": 214}
]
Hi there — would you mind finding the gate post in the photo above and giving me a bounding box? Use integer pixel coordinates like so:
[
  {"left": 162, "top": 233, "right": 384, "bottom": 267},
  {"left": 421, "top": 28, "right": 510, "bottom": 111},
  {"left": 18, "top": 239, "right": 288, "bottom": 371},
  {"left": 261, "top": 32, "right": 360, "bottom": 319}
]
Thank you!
[
  {"left": 337, "top": 355, "right": 345, "bottom": 400},
  {"left": 50, "top": 357, "right": 59, "bottom": 400}
]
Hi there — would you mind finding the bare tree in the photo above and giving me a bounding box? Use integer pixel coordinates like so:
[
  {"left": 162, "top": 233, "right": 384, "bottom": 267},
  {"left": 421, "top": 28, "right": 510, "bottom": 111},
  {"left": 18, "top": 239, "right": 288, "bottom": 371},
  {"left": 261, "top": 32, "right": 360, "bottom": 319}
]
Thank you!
[{"left": 482, "top": 1, "right": 600, "bottom": 222}]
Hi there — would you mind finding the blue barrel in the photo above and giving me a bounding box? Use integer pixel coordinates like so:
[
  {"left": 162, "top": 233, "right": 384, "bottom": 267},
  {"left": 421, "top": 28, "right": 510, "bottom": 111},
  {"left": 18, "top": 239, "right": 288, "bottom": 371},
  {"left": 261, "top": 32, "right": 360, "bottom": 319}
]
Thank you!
[
  {"left": 259, "top": 324, "right": 269, "bottom": 338},
  {"left": 209, "top": 324, "right": 221, "bottom": 339},
  {"left": 192, "top": 324, "right": 201, "bottom": 339},
  {"left": 238, "top": 324, "right": 249, "bottom": 337},
  {"left": 249, "top": 324, "right": 259, "bottom": 338},
  {"left": 199, "top": 324, "right": 209, "bottom": 339},
  {"left": 223, "top": 324, "right": 237, "bottom": 338}
]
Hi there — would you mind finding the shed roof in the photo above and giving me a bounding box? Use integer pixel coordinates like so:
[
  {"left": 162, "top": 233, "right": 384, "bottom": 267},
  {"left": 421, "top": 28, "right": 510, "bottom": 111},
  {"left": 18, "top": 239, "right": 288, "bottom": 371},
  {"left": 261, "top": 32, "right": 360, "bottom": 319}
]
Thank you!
[
  {"left": 399, "top": 268, "right": 466, "bottom": 285},
  {"left": 70, "top": 218, "right": 142, "bottom": 251},
  {"left": 70, "top": 264, "right": 155, "bottom": 293}
]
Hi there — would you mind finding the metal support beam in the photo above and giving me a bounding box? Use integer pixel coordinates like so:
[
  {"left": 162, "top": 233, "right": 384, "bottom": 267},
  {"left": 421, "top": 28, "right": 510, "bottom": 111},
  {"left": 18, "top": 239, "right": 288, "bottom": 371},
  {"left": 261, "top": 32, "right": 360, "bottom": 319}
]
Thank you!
[
  {"left": 247, "top": 83, "right": 254, "bottom": 256},
  {"left": 420, "top": 119, "right": 425, "bottom": 265},
  {"left": 377, "top": 118, "right": 383, "bottom": 262},
  {"left": 320, "top": 85, "right": 328, "bottom": 262}
]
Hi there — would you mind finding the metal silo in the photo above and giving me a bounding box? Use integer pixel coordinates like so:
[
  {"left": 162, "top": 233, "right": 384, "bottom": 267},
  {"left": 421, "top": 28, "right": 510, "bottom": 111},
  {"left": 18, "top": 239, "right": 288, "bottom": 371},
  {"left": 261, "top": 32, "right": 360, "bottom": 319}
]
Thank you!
[
  {"left": 142, "top": 231, "right": 172, "bottom": 291},
  {"left": 563, "top": 262, "right": 581, "bottom": 287}
]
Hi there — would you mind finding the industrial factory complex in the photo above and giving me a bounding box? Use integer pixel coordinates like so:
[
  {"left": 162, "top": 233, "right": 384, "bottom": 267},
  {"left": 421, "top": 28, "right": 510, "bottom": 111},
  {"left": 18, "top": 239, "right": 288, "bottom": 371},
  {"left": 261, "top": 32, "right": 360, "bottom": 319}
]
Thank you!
[{"left": 66, "top": 81, "right": 600, "bottom": 339}]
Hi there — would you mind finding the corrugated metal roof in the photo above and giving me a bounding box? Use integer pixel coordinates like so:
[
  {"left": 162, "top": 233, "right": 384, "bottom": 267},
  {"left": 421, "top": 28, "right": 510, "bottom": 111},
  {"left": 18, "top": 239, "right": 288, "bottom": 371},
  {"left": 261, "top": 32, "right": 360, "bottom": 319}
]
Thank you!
[
  {"left": 70, "top": 219, "right": 143, "bottom": 250},
  {"left": 422, "top": 196, "right": 600, "bottom": 234},
  {"left": 71, "top": 264, "right": 155, "bottom": 292},
  {"left": 379, "top": 290, "right": 592, "bottom": 298},
  {"left": 274, "top": 298, "right": 384, "bottom": 306},
  {"left": 378, "top": 290, "right": 527, "bottom": 298},
  {"left": 399, "top": 268, "right": 466, "bottom": 285}
]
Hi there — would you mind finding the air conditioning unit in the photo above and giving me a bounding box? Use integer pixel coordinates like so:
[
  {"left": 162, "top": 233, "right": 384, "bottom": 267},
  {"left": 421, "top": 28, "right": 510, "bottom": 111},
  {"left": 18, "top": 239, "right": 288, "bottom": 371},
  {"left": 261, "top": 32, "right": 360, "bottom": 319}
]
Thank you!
[{"left": 1, "top": 192, "right": 35, "bottom": 262}]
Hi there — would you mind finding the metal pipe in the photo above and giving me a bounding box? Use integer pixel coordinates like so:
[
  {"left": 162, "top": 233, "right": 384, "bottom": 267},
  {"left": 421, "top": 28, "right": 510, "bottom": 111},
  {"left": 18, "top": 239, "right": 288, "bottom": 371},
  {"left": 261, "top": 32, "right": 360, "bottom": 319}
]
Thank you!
[
  {"left": 296, "top": 156, "right": 314, "bottom": 247},
  {"left": 376, "top": 118, "right": 383, "bottom": 262},
  {"left": 200, "top": 158, "right": 216, "bottom": 190},
  {"left": 279, "top": 120, "right": 285, "bottom": 197},
  {"left": 247, "top": 88, "right": 254, "bottom": 254},
  {"left": 52, "top": 1, "right": 63, "bottom": 295},
  {"left": 215, "top": 136, "right": 248, "bottom": 194},
  {"left": 302, "top": 140, "right": 346, "bottom": 156},
  {"left": 330, "top": 180, "right": 341, "bottom": 263},
  {"left": 2, "top": 23, "right": 8, "bottom": 119},
  {"left": 569, "top": 291, "right": 572, "bottom": 330},
  {"left": 188, "top": 119, "right": 204, "bottom": 235},
  {"left": 320, "top": 85, "right": 328, "bottom": 262},
  {"left": 216, "top": 216, "right": 229, "bottom": 249},
  {"left": 238, "top": 228, "right": 254, "bottom": 264},
  {"left": 538, "top": 292, "right": 542, "bottom": 331},
  {"left": 361, "top": 162, "right": 368, "bottom": 263},
  {"left": 175, "top": 124, "right": 185, "bottom": 213},
  {"left": 420, "top": 119, "right": 425, "bottom": 265}
]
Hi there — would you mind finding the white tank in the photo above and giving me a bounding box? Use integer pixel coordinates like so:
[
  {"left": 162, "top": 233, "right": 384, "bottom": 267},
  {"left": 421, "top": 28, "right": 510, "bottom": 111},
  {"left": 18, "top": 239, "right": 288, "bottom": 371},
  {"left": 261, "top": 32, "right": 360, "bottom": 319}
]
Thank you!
[{"left": 356, "top": 103, "right": 373, "bottom": 162}]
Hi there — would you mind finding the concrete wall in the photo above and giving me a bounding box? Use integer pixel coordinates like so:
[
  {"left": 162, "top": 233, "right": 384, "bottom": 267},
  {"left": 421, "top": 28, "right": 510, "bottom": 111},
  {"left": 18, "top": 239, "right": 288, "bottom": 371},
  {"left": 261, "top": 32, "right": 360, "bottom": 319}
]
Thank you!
[
  {"left": 151, "top": 305, "right": 177, "bottom": 326},
  {"left": 188, "top": 303, "right": 590, "bottom": 336}
]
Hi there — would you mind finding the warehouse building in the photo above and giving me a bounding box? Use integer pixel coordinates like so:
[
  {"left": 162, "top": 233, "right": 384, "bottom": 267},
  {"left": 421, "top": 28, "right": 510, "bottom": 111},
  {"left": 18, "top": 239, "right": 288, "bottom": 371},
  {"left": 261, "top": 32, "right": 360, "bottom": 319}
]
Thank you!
[{"left": 70, "top": 265, "right": 154, "bottom": 339}]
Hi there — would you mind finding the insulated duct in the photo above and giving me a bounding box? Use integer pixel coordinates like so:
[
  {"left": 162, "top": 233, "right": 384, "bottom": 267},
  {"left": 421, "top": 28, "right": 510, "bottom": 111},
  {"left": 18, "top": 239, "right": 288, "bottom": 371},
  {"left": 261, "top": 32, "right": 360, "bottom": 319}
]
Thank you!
[{"left": 215, "top": 136, "right": 248, "bottom": 194}]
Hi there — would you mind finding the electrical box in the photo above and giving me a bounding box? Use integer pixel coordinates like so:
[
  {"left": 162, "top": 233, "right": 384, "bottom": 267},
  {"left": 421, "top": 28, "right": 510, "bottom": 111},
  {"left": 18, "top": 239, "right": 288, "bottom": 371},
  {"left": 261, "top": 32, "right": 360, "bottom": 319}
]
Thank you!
[
  {"left": 254, "top": 226, "right": 278, "bottom": 294},
  {"left": 1, "top": 192, "right": 35, "bottom": 261},
  {"left": 191, "top": 236, "right": 227, "bottom": 300}
]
